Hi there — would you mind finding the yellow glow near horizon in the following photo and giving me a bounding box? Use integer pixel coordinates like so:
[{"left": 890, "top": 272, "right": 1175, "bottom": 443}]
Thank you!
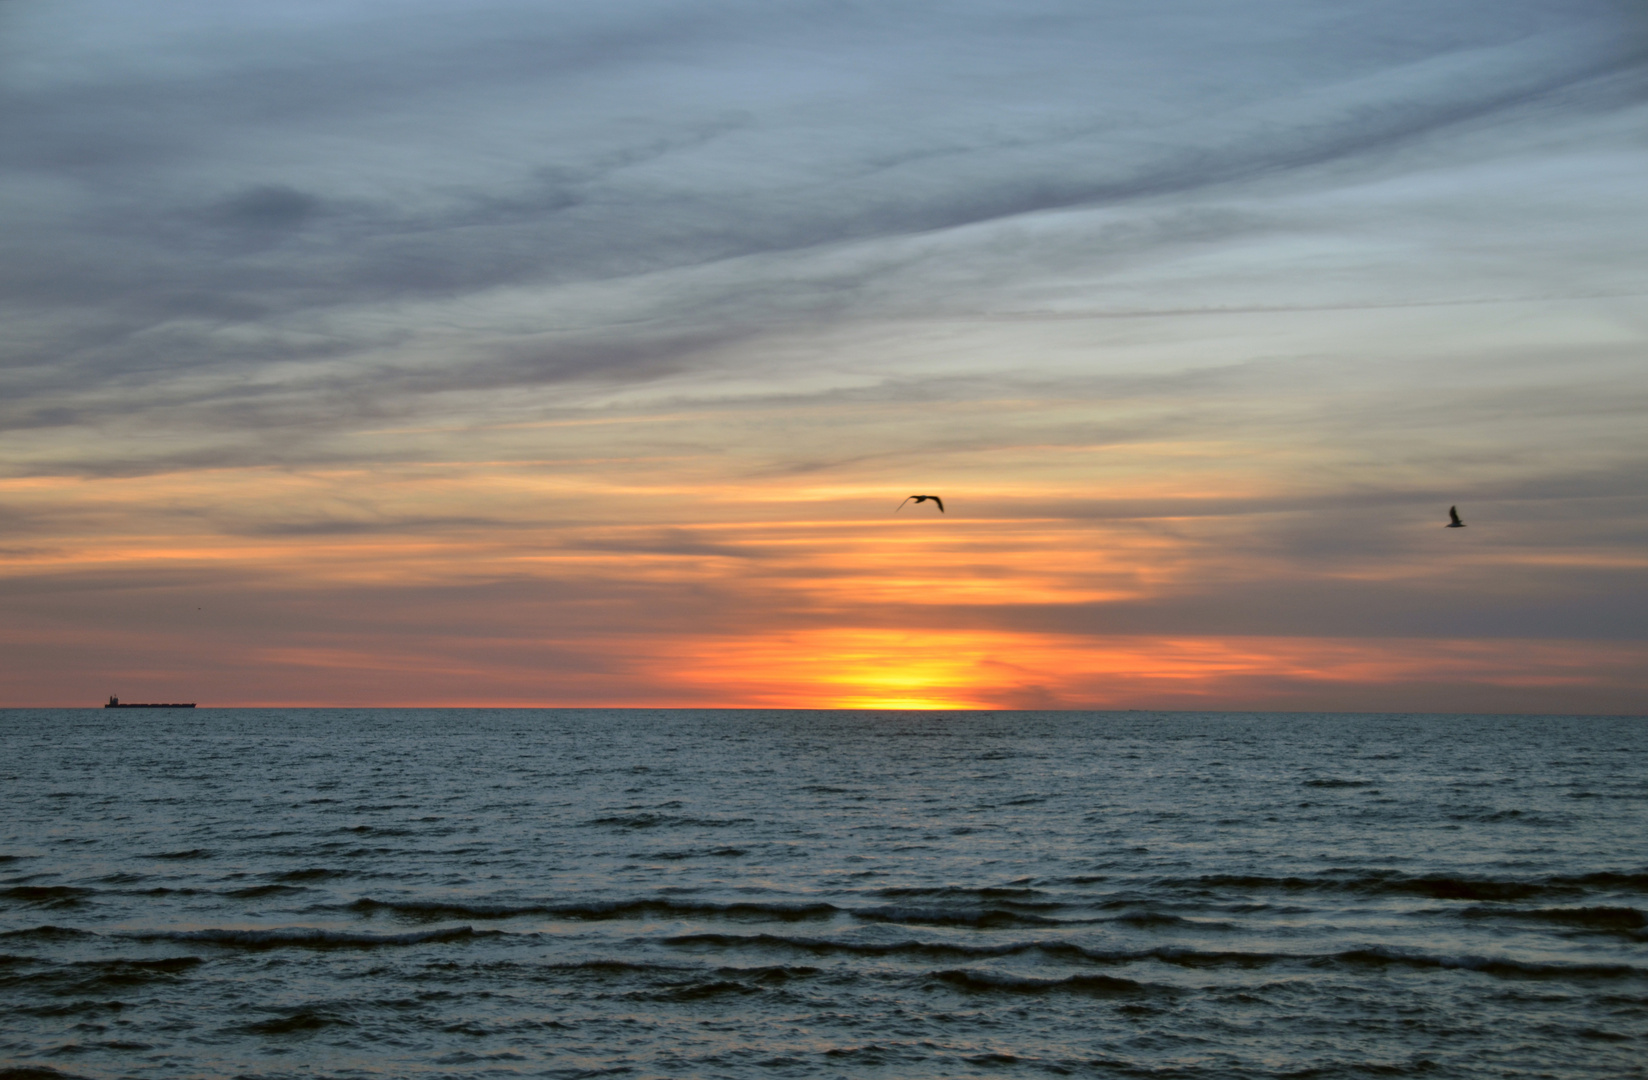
[{"left": 634, "top": 629, "right": 1648, "bottom": 712}]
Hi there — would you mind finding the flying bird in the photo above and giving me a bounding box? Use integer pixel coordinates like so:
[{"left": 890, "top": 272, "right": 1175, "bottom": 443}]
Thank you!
[
  {"left": 1446, "top": 506, "right": 1466, "bottom": 528},
  {"left": 898, "top": 495, "right": 944, "bottom": 513}
]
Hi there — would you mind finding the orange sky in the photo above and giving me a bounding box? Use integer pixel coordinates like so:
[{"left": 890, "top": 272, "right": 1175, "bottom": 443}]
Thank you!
[{"left": 4, "top": 353, "right": 1645, "bottom": 711}]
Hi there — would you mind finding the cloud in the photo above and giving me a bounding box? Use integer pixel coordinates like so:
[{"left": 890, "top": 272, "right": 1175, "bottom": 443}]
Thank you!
[{"left": 2, "top": 0, "right": 1644, "bottom": 460}]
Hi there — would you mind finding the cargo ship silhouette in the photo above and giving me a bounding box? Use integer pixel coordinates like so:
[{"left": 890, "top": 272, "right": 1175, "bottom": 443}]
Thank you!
[{"left": 105, "top": 695, "right": 195, "bottom": 708}]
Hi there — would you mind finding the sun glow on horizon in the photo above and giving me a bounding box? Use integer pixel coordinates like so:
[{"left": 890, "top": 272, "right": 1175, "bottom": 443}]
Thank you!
[{"left": 635, "top": 629, "right": 1648, "bottom": 713}]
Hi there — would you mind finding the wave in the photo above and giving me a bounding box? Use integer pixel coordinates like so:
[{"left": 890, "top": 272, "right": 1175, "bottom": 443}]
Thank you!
[
  {"left": 1550, "top": 871, "right": 1648, "bottom": 892},
  {"left": 1332, "top": 947, "right": 1644, "bottom": 980},
  {"left": 233, "top": 1009, "right": 356, "bottom": 1035},
  {"left": 0, "top": 886, "right": 93, "bottom": 907},
  {"left": 518, "top": 959, "right": 822, "bottom": 1002},
  {"left": 0, "top": 925, "right": 96, "bottom": 941},
  {"left": 1158, "top": 869, "right": 1648, "bottom": 902},
  {"left": 626, "top": 978, "right": 761, "bottom": 1002},
  {"left": 644, "top": 847, "right": 749, "bottom": 860},
  {"left": 1460, "top": 905, "right": 1646, "bottom": 932},
  {"left": 869, "top": 886, "right": 1061, "bottom": 910},
  {"left": 1159, "top": 872, "right": 1543, "bottom": 901},
  {"left": 1455, "top": 812, "right": 1577, "bottom": 828},
  {"left": 546, "top": 959, "right": 689, "bottom": 975},
  {"left": 146, "top": 848, "right": 213, "bottom": 860},
  {"left": 9, "top": 999, "right": 130, "bottom": 1021},
  {"left": 716, "top": 963, "right": 820, "bottom": 982},
  {"left": 871, "top": 885, "right": 1042, "bottom": 899},
  {"left": 120, "top": 926, "right": 493, "bottom": 949},
  {"left": 0, "top": 956, "right": 202, "bottom": 994},
  {"left": 664, "top": 934, "right": 1262, "bottom": 969},
  {"left": 930, "top": 969, "right": 1158, "bottom": 997},
  {"left": 95, "top": 872, "right": 147, "bottom": 885},
  {"left": 1370, "top": 878, "right": 1545, "bottom": 902},
  {"left": 346, "top": 896, "right": 840, "bottom": 922},
  {"left": 271, "top": 868, "right": 348, "bottom": 881},
  {"left": 584, "top": 814, "right": 755, "bottom": 830},
  {"left": 348, "top": 897, "right": 543, "bottom": 920},
  {"left": 1109, "top": 912, "right": 1227, "bottom": 929},
  {"left": 532, "top": 950, "right": 1162, "bottom": 999},
  {"left": 853, "top": 906, "right": 1065, "bottom": 928},
  {"left": 665, "top": 932, "right": 1081, "bottom": 962},
  {"left": 223, "top": 884, "right": 310, "bottom": 899},
  {"left": 663, "top": 933, "right": 1648, "bottom": 981}
]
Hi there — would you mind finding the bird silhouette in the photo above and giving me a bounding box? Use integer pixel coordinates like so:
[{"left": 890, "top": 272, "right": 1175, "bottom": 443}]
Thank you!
[
  {"left": 897, "top": 494, "right": 944, "bottom": 513},
  {"left": 1447, "top": 506, "right": 1466, "bottom": 528}
]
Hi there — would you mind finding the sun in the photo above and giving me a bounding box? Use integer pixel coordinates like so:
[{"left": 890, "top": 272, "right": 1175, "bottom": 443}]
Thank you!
[{"left": 830, "top": 693, "right": 980, "bottom": 711}]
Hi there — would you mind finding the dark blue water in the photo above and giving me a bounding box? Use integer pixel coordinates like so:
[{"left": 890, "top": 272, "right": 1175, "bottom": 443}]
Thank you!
[{"left": 2, "top": 710, "right": 1644, "bottom": 1079}]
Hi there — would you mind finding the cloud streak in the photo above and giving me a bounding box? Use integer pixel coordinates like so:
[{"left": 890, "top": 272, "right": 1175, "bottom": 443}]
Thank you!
[{"left": 4, "top": 2, "right": 1645, "bottom": 431}]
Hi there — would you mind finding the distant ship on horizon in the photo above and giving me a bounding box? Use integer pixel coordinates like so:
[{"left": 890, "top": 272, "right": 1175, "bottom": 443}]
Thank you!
[{"left": 105, "top": 695, "right": 195, "bottom": 709}]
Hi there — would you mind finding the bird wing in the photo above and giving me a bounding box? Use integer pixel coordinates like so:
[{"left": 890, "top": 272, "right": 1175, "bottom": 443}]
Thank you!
[
  {"left": 896, "top": 497, "right": 913, "bottom": 512},
  {"left": 932, "top": 496, "right": 944, "bottom": 512}
]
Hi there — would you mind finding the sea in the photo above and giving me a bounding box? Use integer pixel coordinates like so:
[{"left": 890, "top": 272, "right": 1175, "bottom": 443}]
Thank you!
[{"left": 1, "top": 709, "right": 1644, "bottom": 1079}]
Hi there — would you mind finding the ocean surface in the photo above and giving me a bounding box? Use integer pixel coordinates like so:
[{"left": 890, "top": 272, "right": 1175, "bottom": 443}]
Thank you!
[{"left": 1, "top": 709, "right": 1644, "bottom": 1079}]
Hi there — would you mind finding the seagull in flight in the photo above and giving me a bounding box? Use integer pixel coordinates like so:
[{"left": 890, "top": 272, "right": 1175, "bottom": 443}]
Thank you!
[
  {"left": 897, "top": 494, "right": 944, "bottom": 513},
  {"left": 1446, "top": 506, "right": 1466, "bottom": 528}
]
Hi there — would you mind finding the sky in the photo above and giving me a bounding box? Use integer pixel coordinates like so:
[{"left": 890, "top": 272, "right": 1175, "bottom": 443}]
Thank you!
[{"left": 2, "top": 0, "right": 1646, "bottom": 711}]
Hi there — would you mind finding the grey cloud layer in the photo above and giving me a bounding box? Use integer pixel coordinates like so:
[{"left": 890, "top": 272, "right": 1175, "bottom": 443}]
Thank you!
[{"left": 3, "top": 0, "right": 1645, "bottom": 461}]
